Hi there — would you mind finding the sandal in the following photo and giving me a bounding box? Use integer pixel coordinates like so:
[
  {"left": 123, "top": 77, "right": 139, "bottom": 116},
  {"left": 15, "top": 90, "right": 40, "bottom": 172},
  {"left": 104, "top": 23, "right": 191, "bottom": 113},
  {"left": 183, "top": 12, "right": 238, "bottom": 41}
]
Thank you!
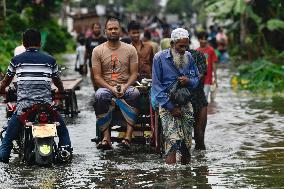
[
  {"left": 97, "top": 140, "right": 112, "bottom": 150},
  {"left": 121, "top": 138, "right": 131, "bottom": 149}
]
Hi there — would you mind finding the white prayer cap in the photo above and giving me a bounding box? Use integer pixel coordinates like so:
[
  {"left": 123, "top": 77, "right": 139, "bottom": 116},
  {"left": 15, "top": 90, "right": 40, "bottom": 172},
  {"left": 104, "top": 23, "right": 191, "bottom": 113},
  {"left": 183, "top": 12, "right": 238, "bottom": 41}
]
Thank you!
[{"left": 171, "top": 28, "right": 189, "bottom": 42}]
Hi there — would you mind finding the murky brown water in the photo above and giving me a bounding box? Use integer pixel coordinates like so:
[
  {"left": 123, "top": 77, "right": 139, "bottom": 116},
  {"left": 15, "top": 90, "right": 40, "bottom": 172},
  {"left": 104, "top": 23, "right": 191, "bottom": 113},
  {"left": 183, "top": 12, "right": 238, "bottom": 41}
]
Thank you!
[{"left": 1, "top": 54, "right": 284, "bottom": 188}]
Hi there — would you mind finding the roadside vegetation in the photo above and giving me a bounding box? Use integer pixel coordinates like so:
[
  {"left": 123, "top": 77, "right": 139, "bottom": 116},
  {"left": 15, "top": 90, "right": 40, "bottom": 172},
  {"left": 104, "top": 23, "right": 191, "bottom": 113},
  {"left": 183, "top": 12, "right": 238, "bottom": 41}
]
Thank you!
[
  {"left": 198, "top": 0, "right": 284, "bottom": 93},
  {"left": 0, "top": 0, "right": 75, "bottom": 72}
]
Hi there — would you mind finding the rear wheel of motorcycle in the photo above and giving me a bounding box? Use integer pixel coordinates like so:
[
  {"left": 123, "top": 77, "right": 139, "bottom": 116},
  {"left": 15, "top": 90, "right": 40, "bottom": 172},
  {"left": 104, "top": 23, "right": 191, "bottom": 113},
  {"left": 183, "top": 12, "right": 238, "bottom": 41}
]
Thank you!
[{"left": 21, "top": 128, "right": 35, "bottom": 165}]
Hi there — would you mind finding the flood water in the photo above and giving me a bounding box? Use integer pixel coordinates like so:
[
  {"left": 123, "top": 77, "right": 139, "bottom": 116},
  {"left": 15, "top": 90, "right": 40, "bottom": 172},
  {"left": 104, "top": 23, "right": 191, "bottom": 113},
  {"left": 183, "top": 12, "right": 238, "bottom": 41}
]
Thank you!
[{"left": 1, "top": 54, "right": 284, "bottom": 188}]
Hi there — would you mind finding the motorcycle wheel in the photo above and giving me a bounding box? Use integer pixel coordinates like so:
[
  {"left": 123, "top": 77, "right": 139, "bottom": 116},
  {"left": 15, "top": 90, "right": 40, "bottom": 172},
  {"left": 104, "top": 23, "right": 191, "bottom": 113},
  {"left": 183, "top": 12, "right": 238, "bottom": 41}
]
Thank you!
[{"left": 19, "top": 128, "right": 35, "bottom": 165}]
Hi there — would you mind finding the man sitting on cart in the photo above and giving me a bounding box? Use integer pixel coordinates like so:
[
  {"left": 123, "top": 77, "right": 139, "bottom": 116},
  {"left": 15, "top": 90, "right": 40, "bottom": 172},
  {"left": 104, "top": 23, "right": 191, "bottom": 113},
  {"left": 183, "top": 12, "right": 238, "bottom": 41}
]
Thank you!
[
  {"left": 151, "top": 28, "right": 200, "bottom": 164},
  {"left": 0, "top": 29, "right": 72, "bottom": 163},
  {"left": 92, "top": 17, "right": 139, "bottom": 150}
]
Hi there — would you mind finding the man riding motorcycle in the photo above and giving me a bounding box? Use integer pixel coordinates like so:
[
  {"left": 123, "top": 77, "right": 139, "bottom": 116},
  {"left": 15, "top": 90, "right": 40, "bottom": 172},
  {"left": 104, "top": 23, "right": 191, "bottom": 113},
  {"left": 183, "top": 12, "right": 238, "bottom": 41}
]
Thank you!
[{"left": 0, "top": 28, "right": 72, "bottom": 163}]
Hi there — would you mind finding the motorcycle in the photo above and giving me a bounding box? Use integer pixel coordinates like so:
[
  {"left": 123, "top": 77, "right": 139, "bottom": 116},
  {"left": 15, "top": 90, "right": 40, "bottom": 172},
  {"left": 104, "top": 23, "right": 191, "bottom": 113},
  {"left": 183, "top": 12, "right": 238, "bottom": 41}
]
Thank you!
[
  {"left": 0, "top": 86, "right": 72, "bottom": 166},
  {"left": 17, "top": 103, "right": 72, "bottom": 166}
]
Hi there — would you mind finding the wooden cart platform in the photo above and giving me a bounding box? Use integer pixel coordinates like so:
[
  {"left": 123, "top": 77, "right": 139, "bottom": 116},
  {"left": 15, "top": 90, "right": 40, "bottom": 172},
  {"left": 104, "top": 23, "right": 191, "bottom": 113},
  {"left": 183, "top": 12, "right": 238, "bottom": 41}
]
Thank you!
[{"left": 52, "top": 78, "right": 83, "bottom": 118}]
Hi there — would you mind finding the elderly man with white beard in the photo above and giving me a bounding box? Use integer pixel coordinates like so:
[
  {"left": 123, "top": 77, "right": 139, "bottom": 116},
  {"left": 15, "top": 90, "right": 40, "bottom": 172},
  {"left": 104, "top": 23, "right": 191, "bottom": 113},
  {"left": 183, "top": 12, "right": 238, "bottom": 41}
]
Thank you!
[{"left": 151, "top": 28, "right": 200, "bottom": 164}]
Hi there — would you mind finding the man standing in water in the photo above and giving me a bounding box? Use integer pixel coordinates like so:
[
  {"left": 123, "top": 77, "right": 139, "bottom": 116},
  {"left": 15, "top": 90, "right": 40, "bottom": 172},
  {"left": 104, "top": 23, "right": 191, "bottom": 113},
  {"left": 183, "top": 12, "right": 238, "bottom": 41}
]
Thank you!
[
  {"left": 92, "top": 17, "right": 139, "bottom": 150},
  {"left": 188, "top": 46, "right": 208, "bottom": 150},
  {"left": 157, "top": 31, "right": 208, "bottom": 150},
  {"left": 85, "top": 22, "right": 107, "bottom": 89},
  {"left": 151, "top": 28, "right": 200, "bottom": 164}
]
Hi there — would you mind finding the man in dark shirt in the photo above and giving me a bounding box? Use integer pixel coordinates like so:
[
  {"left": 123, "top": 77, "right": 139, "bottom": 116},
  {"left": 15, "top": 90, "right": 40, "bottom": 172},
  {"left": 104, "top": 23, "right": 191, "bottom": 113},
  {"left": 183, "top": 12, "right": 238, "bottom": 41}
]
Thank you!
[
  {"left": 0, "top": 29, "right": 72, "bottom": 163},
  {"left": 85, "top": 23, "right": 107, "bottom": 89},
  {"left": 120, "top": 26, "right": 132, "bottom": 44},
  {"left": 188, "top": 48, "right": 208, "bottom": 150}
]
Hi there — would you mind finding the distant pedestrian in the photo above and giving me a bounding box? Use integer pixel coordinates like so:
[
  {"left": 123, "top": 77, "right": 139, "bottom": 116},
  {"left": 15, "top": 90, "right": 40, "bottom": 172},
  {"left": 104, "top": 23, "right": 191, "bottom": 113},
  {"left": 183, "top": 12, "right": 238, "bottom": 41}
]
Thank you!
[
  {"left": 197, "top": 31, "right": 218, "bottom": 103},
  {"left": 75, "top": 36, "right": 86, "bottom": 75},
  {"left": 143, "top": 30, "right": 159, "bottom": 54},
  {"left": 120, "top": 27, "right": 132, "bottom": 44},
  {"left": 216, "top": 26, "right": 229, "bottom": 64},
  {"left": 85, "top": 22, "right": 107, "bottom": 90},
  {"left": 128, "top": 21, "right": 154, "bottom": 81},
  {"left": 159, "top": 25, "right": 171, "bottom": 50},
  {"left": 208, "top": 25, "right": 217, "bottom": 49}
]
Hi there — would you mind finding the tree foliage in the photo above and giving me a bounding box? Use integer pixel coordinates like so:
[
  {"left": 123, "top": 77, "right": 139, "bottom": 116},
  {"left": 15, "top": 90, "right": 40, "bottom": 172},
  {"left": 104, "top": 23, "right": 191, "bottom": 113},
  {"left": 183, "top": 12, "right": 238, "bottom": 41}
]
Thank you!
[
  {"left": 165, "top": 0, "right": 193, "bottom": 18},
  {"left": 189, "top": 0, "right": 284, "bottom": 92},
  {"left": 201, "top": 0, "right": 284, "bottom": 59},
  {"left": 126, "top": 0, "right": 160, "bottom": 14},
  {"left": 0, "top": 0, "right": 74, "bottom": 71}
]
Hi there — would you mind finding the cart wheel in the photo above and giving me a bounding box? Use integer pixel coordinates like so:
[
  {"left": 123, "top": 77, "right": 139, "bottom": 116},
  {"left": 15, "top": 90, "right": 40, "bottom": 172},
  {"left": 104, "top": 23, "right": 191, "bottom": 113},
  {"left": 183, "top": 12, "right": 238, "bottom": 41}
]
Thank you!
[
  {"left": 153, "top": 111, "right": 160, "bottom": 152},
  {"left": 64, "top": 92, "right": 70, "bottom": 116},
  {"left": 158, "top": 117, "right": 164, "bottom": 155}
]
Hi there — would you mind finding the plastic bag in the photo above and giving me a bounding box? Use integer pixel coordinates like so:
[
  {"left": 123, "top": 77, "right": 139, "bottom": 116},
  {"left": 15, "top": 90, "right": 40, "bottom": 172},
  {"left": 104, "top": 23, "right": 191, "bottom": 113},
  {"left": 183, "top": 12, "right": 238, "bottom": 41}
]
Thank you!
[{"left": 168, "top": 81, "right": 191, "bottom": 105}]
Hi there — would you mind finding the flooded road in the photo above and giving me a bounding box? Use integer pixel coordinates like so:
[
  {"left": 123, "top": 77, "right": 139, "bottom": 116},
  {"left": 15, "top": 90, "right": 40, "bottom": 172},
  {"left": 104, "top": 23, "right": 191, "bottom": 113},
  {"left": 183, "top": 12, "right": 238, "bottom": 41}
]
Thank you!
[{"left": 1, "top": 54, "right": 284, "bottom": 188}]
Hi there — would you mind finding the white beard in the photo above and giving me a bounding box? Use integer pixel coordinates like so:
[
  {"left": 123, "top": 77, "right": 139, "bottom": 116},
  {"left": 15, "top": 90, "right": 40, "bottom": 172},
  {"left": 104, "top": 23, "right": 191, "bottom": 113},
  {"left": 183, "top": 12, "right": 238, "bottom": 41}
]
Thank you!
[{"left": 171, "top": 49, "right": 188, "bottom": 69}]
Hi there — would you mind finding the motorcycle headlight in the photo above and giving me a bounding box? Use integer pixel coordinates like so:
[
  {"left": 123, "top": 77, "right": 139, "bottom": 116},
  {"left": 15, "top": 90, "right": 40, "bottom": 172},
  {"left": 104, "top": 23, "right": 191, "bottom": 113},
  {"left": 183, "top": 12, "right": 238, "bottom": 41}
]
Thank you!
[{"left": 39, "top": 144, "right": 51, "bottom": 155}]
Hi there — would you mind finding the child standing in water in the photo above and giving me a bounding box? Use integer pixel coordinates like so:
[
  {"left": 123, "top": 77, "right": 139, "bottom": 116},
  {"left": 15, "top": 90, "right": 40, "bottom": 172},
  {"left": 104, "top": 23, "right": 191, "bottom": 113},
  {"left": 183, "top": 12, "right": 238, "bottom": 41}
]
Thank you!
[{"left": 197, "top": 31, "right": 218, "bottom": 103}]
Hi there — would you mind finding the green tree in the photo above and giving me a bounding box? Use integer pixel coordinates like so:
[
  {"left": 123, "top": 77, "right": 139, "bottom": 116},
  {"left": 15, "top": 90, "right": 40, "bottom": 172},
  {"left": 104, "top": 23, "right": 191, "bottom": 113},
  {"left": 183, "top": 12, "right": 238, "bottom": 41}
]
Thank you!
[
  {"left": 0, "top": 0, "right": 74, "bottom": 69},
  {"left": 126, "top": 0, "right": 160, "bottom": 14},
  {"left": 205, "top": 0, "right": 284, "bottom": 60},
  {"left": 165, "top": 0, "right": 193, "bottom": 19}
]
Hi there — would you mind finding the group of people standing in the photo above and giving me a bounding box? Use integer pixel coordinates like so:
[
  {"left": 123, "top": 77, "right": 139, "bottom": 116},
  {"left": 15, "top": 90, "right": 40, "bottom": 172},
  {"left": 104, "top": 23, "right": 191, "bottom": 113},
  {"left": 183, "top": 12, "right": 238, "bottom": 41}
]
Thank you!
[
  {"left": 0, "top": 16, "right": 225, "bottom": 165},
  {"left": 81, "top": 17, "right": 222, "bottom": 164}
]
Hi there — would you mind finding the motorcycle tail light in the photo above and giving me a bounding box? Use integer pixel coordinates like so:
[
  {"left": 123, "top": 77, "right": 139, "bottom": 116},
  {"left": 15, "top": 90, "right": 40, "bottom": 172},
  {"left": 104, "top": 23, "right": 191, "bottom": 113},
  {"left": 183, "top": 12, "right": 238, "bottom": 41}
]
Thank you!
[{"left": 38, "top": 113, "right": 48, "bottom": 123}]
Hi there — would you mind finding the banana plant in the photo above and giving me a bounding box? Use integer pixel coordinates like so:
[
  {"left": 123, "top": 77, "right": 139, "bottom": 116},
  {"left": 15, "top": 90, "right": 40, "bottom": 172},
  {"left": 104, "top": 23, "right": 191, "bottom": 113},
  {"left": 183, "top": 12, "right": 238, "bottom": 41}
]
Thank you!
[{"left": 203, "top": 0, "right": 284, "bottom": 59}]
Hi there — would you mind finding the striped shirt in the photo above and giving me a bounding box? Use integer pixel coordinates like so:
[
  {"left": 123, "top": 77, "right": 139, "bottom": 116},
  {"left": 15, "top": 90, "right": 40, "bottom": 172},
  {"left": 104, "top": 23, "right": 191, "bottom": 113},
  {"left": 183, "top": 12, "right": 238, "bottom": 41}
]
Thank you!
[{"left": 7, "top": 48, "right": 59, "bottom": 115}]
